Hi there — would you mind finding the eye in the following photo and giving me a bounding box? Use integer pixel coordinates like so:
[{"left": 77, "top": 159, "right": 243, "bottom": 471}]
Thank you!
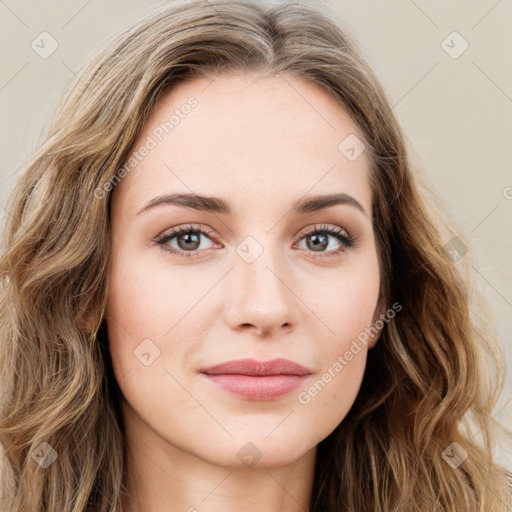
[
  {"left": 154, "top": 224, "right": 219, "bottom": 258},
  {"left": 295, "top": 224, "right": 355, "bottom": 260},
  {"left": 154, "top": 223, "right": 355, "bottom": 259}
]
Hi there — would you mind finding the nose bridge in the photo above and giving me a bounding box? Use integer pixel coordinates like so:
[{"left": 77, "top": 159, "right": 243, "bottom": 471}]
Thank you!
[
  {"left": 225, "top": 231, "right": 299, "bottom": 332},
  {"left": 236, "top": 232, "right": 290, "bottom": 299}
]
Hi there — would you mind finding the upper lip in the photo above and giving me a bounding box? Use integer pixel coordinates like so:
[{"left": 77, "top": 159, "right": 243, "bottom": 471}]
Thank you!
[{"left": 200, "top": 358, "right": 311, "bottom": 376}]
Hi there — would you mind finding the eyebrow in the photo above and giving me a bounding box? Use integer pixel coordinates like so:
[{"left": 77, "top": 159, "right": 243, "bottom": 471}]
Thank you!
[{"left": 136, "top": 192, "right": 369, "bottom": 218}]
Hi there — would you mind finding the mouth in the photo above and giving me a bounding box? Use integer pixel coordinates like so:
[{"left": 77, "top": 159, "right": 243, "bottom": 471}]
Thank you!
[{"left": 199, "top": 358, "right": 311, "bottom": 401}]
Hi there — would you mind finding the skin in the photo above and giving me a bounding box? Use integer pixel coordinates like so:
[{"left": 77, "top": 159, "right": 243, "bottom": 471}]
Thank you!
[{"left": 105, "top": 72, "right": 386, "bottom": 512}]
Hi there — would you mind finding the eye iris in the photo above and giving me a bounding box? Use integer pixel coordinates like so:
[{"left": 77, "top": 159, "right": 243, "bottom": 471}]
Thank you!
[
  {"left": 306, "top": 233, "right": 328, "bottom": 251},
  {"left": 177, "top": 231, "right": 200, "bottom": 250}
]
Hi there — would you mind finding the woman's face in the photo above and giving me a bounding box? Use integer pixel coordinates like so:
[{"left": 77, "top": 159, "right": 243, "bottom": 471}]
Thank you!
[{"left": 105, "top": 72, "right": 384, "bottom": 468}]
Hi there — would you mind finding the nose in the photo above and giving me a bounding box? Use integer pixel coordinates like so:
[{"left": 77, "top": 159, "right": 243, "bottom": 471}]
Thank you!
[{"left": 223, "top": 242, "right": 300, "bottom": 338}]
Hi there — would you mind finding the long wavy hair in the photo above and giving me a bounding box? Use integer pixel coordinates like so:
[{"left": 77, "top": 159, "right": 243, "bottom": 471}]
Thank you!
[{"left": 1, "top": 0, "right": 510, "bottom": 510}]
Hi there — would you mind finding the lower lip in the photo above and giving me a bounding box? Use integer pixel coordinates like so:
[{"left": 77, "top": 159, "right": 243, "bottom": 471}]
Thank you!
[{"left": 202, "top": 374, "right": 309, "bottom": 400}]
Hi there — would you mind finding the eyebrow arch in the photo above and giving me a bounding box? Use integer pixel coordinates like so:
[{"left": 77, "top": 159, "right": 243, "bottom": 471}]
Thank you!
[{"left": 136, "top": 192, "right": 369, "bottom": 217}]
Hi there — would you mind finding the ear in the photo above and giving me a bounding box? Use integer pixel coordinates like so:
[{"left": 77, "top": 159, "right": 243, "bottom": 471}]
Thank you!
[{"left": 368, "top": 296, "right": 387, "bottom": 349}]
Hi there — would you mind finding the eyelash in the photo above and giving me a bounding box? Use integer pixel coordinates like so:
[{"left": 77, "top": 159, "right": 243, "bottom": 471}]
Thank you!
[{"left": 154, "top": 223, "right": 355, "bottom": 260}]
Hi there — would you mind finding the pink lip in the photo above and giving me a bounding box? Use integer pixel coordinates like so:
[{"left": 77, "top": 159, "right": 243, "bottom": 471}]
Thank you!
[{"left": 199, "top": 358, "right": 311, "bottom": 401}]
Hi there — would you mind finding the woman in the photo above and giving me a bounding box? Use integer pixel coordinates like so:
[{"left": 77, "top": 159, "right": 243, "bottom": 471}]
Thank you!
[{"left": 1, "top": 0, "right": 510, "bottom": 510}]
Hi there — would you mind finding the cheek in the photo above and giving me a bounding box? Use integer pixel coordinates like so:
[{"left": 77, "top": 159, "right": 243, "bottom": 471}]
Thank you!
[
  {"left": 105, "top": 248, "right": 211, "bottom": 388},
  {"left": 299, "top": 349, "right": 368, "bottom": 442},
  {"left": 310, "top": 252, "right": 381, "bottom": 350},
  {"left": 105, "top": 249, "right": 167, "bottom": 378},
  {"left": 296, "top": 252, "right": 380, "bottom": 427},
  {"left": 297, "top": 301, "right": 373, "bottom": 442},
  {"left": 106, "top": 246, "right": 196, "bottom": 335}
]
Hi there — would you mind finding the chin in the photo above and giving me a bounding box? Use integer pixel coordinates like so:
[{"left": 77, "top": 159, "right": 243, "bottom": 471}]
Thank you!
[{"left": 201, "top": 435, "right": 314, "bottom": 470}]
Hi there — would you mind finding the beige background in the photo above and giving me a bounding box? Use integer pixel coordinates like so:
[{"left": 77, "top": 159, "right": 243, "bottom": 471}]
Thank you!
[{"left": 1, "top": 0, "right": 511, "bottom": 459}]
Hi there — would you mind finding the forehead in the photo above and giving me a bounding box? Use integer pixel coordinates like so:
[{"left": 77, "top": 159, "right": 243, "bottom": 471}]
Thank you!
[{"left": 112, "top": 72, "right": 373, "bottom": 217}]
